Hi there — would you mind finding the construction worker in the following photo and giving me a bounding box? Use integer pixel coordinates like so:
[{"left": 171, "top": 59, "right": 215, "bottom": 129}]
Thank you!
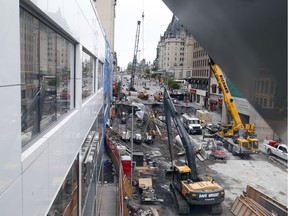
[
  {"left": 110, "top": 107, "right": 115, "bottom": 126},
  {"left": 149, "top": 128, "right": 156, "bottom": 139}
]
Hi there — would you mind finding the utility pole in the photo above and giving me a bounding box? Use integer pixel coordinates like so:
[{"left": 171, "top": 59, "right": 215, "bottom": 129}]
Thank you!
[{"left": 130, "top": 106, "right": 134, "bottom": 186}]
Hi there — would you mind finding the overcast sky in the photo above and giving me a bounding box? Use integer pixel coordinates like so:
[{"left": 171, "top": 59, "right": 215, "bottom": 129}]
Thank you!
[{"left": 114, "top": 0, "right": 173, "bottom": 69}]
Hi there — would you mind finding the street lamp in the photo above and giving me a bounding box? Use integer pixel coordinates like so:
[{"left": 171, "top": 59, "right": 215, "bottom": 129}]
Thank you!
[{"left": 130, "top": 105, "right": 134, "bottom": 186}]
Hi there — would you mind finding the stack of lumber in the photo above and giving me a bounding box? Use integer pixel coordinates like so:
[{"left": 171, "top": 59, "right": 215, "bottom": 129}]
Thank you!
[{"left": 231, "top": 185, "right": 288, "bottom": 216}]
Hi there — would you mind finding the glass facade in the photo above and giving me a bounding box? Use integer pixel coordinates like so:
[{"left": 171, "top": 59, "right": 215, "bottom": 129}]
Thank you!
[
  {"left": 47, "top": 158, "right": 79, "bottom": 216},
  {"left": 82, "top": 52, "right": 94, "bottom": 100},
  {"left": 20, "top": 8, "right": 74, "bottom": 146},
  {"left": 81, "top": 110, "right": 103, "bottom": 215},
  {"left": 97, "top": 61, "right": 104, "bottom": 90}
]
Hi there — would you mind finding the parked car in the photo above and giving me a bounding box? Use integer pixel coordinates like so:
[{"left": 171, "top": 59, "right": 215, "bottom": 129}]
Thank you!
[
  {"left": 263, "top": 140, "right": 288, "bottom": 161},
  {"left": 200, "top": 140, "right": 226, "bottom": 160},
  {"left": 121, "top": 131, "right": 131, "bottom": 142},
  {"left": 133, "top": 133, "right": 142, "bottom": 144},
  {"left": 204, "top": 123, "right": 219, "bottom": 134}
]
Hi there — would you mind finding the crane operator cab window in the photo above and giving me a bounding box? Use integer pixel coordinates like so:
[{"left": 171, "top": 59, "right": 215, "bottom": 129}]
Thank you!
[
  {"left": 177, "top": 172, "right": 189, "bottom": 182},
  {"left": 175, "top": 166, "right": 191, "bottom": 182},
  {"left": 250, "top": 140, "right": 259, "bottom": 149}
]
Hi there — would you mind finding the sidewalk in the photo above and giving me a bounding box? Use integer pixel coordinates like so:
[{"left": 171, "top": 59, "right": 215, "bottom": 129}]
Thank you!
[
  {"left": 97, "top": 154, "right": 118, "bottom": 216},
  {"left": 97, "top": 182, "right": 118, "bottom": 216}
]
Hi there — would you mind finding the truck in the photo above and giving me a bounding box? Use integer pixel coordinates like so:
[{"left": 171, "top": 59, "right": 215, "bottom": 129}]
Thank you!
[
  {"left": 209, "top": 58, "right": 260, "bottom": 157},
  {"left": 181, "top": 113, "right": 202, "bottom": 135},
  {"left": 216, "top": 136, "right": 259, "bottom": 157},
  {"left": 263, "top": 140, "right": 288, "bottom": 161},
  {"left": 164, "top": 88, "right": 224, "bottom": 215}
]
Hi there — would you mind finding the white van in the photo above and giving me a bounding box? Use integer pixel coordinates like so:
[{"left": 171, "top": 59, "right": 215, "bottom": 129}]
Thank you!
[{"left": 181, "top": 113, "right": 202, "bottom": 135}]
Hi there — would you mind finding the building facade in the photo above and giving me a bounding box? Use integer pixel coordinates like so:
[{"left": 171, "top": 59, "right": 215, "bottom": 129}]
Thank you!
[
  {"left": 0, "top": 1, "right": 113, "bottom": 215},
  {"left": 156, "top": 16, "right": 273, "bottom": 140},
  {"left": 95, "top": 0, "right": 116, "bottom": 52}
]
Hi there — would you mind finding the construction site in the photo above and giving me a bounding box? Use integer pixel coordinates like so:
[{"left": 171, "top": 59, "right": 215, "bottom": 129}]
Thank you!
[{"left": 104, "top": 78, "right": 288, "bottom": 216}]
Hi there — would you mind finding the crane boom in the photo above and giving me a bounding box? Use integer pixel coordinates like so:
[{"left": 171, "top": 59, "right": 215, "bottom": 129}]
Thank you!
[
  {"left": 209, "top": 58, "right": 243, "bottom": 129},
  {"left": 163, "top": 88, "right": 198, "bottom": 182},
  {"left": 130, "top": 20, "right": 141, "bottom": 91}
]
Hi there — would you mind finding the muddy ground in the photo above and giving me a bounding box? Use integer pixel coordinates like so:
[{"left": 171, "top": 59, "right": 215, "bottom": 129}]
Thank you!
[
  {"left": 107, "top": 98, "right": 287, "bottom": 216},
  {"left": 109, "top": 104, "right": 233, "bottom": 216}
]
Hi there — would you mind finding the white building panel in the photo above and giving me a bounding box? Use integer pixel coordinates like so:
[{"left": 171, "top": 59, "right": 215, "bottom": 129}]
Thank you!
[
  {"left": 48, "top": 128, "right": 77, "bottom": 203},
  {"left": 0, "top": 0, "right": 20, "bottom": 86},
  {"left": 22, "top": 137, "right": 49, "bottom": 172},
  {"left": 23, "top": 150, "right": 49, "bottom": 216},
  {"left": 0, "top": 0, "right": 108, "bottom": 215},
  {"left": 0, "top": 177, "right": 22, "bottom": 216},
  {"left": 0, "top": 86, "right": 21, "bottom": 195}
]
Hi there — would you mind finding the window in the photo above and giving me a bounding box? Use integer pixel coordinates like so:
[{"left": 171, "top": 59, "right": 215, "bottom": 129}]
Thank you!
[
  {"left": 81, "top": 108, "right": 103, "bottom": 214},
  {"left": 20, "top": 8, "right": 74, "bottom": 146},
  {"left": 97, "top": 61, "right": 104, "bottom": 90},
  {"left": 82, "top": 51, "right": 94, "bottom": 99},
  {"left": 211, "top": 84, "right": 217, "bottom": 93},
  {"left": 278, "top": 146, "right": 287, "bottom": 153},
  {"left": 47, "top": 158, "right": 79, "bottom": 216}
]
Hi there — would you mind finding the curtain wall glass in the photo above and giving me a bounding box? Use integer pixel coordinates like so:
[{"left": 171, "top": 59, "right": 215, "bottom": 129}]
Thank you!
[
  {"left": 20, "top": 8, "right": 74, "bottom": 146},
  {"left": 82, "top": 52, "right": 94, "bottom": 100}
]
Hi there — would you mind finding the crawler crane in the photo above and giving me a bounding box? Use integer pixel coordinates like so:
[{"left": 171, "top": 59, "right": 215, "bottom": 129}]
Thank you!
[{"left": 164, "top": 88, "right": 224, "bottom": 215}]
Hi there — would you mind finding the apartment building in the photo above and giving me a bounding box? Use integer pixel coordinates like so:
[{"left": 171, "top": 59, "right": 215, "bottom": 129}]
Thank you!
[{"left": 0, "top": 1, "right": 113, "bottom": 215}]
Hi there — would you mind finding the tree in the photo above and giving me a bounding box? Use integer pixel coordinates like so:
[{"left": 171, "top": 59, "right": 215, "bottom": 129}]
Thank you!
[
  {"left": 168, "top": 78, "right": 180, "bottom": 89},
  {"left": 144, "top": 68, "right": 150, "bottom": 75},
  {"left": 151, "top": 65, "right": 158, "bottom": 72}
]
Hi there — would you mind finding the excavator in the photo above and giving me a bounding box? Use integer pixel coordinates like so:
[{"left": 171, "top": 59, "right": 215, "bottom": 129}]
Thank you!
[
  {"left": 209, "top": 58, "right": 259, "bottom": 154},
  {"left": 164, "top": 88, "right": 224, "bottom": 215}
]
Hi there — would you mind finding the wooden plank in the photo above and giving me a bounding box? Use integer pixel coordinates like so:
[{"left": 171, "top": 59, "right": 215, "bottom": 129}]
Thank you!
[
  {"left": 149, "top": 207, "right": 160, "bottom": 216},
  {"left": 196, "top": 153, "right": 205, "bottom": 161},
  {"left": 231, "top": 195, "right": 272, "bottom": 216},
  {"left": 138, "top": 178, "right": 153, "bottom": 188},
  {"left": 261, "top": 197, "right": 288, "bottom": 216},
  {"left": 246, "top": 185, "right": 288, "bottom": 215}
]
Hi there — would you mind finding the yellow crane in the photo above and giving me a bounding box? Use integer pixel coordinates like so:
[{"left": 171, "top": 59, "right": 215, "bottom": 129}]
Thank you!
[{"left": 209, "top": 58, "right": 259, "bottom": 155}]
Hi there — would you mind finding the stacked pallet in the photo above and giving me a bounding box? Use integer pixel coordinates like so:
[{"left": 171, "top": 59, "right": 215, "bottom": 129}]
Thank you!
[
  {"left": 231, "top": 185, "right": 288, "bottom": 216},
  {"left": 196, "top": 109, "right": 212, "bottom": 125}
]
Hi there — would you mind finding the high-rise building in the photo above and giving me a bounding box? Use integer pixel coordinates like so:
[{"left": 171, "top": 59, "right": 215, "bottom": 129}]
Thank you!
[
  {"left": 0, "top": 1, "right": 113, "bottom": 215},
  {"left": 95, "top": 0, "right": 117, "bottom": 52}
]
